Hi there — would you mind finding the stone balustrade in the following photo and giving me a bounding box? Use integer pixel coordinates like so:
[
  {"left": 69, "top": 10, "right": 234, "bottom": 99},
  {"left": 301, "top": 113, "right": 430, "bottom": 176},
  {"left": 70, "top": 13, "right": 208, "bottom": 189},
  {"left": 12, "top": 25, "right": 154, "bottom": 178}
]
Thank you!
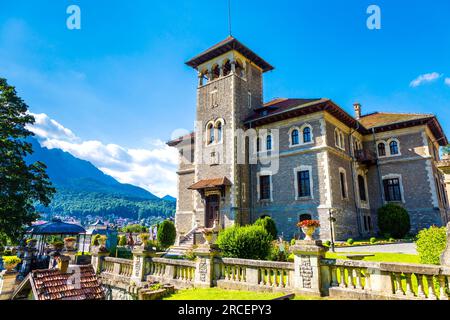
[
  {"left": 321, "top": 259, "right": 450, "bottom": 300},
  {"left": 216, "top": 257, "right": 294, "bottom": 293},
  {"left": 101, "top": 257, "right": 134, "bottom": 279},
  {"left": 146, "top": 257, "right": 196, "bottom": 288}
]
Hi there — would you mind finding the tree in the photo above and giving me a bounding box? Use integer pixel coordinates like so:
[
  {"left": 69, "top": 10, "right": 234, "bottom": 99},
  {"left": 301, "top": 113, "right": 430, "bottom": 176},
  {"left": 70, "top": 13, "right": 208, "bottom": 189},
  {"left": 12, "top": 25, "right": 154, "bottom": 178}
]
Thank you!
[
  {"left": 254, "top": 216, "right": 278, "bottom": 240},
  {"left": 0, "top": 78, "right": 55, "bottom": 242},
  {"left": 377, "top": 203, "right": 411, "bottom": 239},
  {"left": 157, "top": 220, "right": 176, "bottom": 249}
]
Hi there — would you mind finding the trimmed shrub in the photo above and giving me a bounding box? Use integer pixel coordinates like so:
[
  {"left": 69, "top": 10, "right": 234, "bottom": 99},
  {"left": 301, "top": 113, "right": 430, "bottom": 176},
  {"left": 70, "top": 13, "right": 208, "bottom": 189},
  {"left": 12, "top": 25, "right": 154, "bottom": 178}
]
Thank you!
[
  {"left": 416, "top": 226, "right": 447, "bottom": 265},
  {"left": 267, "top": 241, "right": 289, "bottom": 262},
  {"left": 157, "top": 220, "right": 176, "bottom": 249},
  {"left": 118, "top": 235, "right": 127, "bottom": 246},
  {"left": 254, "top": 216, "right": 278, "bottom": 240},
  {"left": 216, "top": 225, "right": 272, "bottom": 260},
  {"left": 323, "top": 240, "right": 331, "bottom": 247},
  {"left": 346, "top": 238, "right": 354, "bottom": 245},
  {"left": 370, "top": 237, "right": 377, "bottom": 244},
  {"left": 377, "top": 204, "right": 411, "bottom": 239},
  {"left": 91, "top": 234, "right": 101, "bottom": 246},
  {"left": 290, "top": 238, "right": 296, "bottom": 246}
]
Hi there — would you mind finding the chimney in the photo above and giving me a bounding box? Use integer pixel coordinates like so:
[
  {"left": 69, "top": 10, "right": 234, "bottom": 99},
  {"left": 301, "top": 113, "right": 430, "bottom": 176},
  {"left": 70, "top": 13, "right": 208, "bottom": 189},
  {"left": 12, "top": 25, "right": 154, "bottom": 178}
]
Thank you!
[{"left": 353, "top": 102, "right": 362, "bottom": 119}]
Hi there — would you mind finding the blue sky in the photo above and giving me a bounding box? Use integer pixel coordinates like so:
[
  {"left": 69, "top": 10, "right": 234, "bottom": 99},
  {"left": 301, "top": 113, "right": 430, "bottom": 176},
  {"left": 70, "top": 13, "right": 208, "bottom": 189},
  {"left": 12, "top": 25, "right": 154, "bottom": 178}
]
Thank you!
[{"left": 1, "top": 0, "right": 450, "bottom": 196}]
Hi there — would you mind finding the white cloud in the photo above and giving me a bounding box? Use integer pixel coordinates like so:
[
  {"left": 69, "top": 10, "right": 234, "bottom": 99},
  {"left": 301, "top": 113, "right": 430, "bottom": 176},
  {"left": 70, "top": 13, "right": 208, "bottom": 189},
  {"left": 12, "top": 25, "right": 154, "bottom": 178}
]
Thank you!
[
  {"left": 27, "top": 113, "right": 178, "bottom": 198},
  {"left": 410, "top": 72, "right": 442, "bottom": 87},
  {"left": 445, "top": 78, "right": 450, "bottom": 87}
]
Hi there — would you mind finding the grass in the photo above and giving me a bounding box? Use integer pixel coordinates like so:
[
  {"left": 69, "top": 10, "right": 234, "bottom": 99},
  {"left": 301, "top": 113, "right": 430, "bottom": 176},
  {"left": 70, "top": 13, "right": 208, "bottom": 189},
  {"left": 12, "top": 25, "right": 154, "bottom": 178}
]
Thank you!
[
  {"left": 163, "top": 288, "right": 322, "bottom": 300},
  {"left": 325, "top": 251, "right": 420, "bottom": 263}
]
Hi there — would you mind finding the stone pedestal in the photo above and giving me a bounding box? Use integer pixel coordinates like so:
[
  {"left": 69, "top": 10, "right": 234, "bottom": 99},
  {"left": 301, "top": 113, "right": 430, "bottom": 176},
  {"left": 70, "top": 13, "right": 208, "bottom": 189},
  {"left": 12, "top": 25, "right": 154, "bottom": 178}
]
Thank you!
[
  {"left": 193, "top": 244, "right": 220, "bottom": 288},
  {"left": 0, "top": 271, "right": 18, "bottom": 300},
  {"left": 91, "top": 247, "right": 110, "bottom": 274},
  {"left": 441, "top": 222, "right": 450, "bottom": 266},
  {"left": 290, "top": 240, "right": 328, "bottom": 296}
]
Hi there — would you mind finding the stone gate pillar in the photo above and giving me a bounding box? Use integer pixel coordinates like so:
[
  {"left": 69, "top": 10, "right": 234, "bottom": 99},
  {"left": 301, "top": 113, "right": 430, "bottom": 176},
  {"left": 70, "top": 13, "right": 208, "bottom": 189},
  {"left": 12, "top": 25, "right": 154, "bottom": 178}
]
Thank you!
[
  {"left": 91, "top": 248, "right": 110, "bottom": 274},
  {"left": 290, "top": 240, "right": 328, "bottom": 296},
  {"left": 131, "top": 247, "right": 161, "bottom": 286},
  {"left": 193, "top": 244, "right": 220, "bottom": 288}
]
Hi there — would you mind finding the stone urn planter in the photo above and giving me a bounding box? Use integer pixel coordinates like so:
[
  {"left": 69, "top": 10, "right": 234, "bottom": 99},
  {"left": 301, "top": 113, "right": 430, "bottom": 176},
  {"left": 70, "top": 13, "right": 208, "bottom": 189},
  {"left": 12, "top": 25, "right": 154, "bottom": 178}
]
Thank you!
[
  {"left": 2, "top": 256, "right": 21, "bottom": 272},
  {"left": 64, "top": 237, "right": 77, "bottom": 251},
  {"left": 50, "top": 241, "right": 64, "bottom": 251},
  {"left": 202, "top": 228, "right": 215, "bottom": 245},
  {"left": 297, "top": 220, "right": 321, "bottom": 241}
]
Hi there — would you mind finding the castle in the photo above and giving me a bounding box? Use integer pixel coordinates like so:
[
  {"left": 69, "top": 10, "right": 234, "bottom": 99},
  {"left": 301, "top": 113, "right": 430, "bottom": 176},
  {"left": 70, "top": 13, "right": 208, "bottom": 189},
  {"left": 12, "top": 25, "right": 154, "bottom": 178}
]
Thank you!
[{"left": 167, "top": 36, "right": 449, "bottom": 241}]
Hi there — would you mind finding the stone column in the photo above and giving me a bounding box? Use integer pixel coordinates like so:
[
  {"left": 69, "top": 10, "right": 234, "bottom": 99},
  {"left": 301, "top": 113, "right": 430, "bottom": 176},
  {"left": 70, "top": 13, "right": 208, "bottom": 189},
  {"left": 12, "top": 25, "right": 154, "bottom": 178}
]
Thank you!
[
  {"left": 91, "top": 248, "right": 110, "bottom": 274},
  {"left": 131, "top": 247, "right": 161, "bottom": 286},
  {"left": 0, "top": 270, "right": 18, "bottom": 300},
  {"left": 441, "top": 222, "right": 450, "bottom": 266},
  {"left": 193, "top": 244, "right": 220, "bottom": 288},
  {"left": 290, "top": 240, "right": 328, "bottom": 296}
]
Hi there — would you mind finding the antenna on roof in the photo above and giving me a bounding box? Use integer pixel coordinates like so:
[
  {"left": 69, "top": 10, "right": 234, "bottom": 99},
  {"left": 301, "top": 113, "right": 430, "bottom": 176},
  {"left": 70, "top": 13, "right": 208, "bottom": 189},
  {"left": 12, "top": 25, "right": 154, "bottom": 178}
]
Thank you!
[{"left": 228, "top": 0, "right": 232, "bottom": 36}]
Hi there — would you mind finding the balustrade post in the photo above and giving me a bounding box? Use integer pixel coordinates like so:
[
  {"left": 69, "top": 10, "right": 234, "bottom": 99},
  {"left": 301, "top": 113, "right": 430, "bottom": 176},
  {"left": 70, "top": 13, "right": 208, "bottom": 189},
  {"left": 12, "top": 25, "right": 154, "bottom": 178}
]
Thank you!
[
  {"left": 365, "top": 267, "right": 392, "bottom": 295},
  {"left": 290, "top": 240, "right": 328, "bottom": 296},
  {"left": 91, "top": 247, "right": 110, "bottom": 274},
  {"left": 131, "top": 247, "right": 162, "bottom": 286},
  {"left": 193, "top": 243, "right": 221, "bottom": 288}
]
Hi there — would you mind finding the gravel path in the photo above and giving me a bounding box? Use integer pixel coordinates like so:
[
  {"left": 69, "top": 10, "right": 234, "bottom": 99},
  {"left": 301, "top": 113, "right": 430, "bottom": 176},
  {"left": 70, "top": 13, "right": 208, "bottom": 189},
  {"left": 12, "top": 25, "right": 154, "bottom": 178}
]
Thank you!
[{"left": 334, "top": 242, "right": 417, "bottom": 255}]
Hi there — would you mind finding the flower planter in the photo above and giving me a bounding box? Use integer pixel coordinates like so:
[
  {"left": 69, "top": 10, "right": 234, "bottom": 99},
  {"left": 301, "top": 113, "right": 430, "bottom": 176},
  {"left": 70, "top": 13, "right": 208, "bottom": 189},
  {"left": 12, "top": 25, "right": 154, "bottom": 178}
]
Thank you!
[
  {"left": 202, "top": 232, "right": 214, "bottom": 245},
  {"left": 64, "top": 239, "right": 76, "bottom": 251},
  {"left": 4, "top": 262, "right": 19, "bottom": 272},
  {"left": 302, "top": 226, "right": 316, "bottom": 241}
]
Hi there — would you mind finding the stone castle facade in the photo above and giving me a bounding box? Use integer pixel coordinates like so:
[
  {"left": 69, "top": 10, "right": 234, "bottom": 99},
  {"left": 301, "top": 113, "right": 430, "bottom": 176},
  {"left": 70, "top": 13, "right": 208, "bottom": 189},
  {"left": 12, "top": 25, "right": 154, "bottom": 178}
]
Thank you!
[{"left": 167, "top": 36, "right": 449, "bottom": 241}]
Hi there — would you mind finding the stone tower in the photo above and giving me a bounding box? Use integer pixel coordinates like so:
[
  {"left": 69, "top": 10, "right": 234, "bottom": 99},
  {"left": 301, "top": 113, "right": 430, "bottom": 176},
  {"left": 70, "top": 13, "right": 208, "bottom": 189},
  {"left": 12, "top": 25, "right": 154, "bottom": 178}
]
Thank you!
[{"left": 185, "top": 36, "right": 274, "bottom": 230}]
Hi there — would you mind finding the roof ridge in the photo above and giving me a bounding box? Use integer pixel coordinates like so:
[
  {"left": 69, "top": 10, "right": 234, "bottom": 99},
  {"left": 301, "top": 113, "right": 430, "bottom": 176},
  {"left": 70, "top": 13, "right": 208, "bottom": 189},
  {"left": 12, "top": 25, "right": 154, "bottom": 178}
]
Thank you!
[{"left": 363, "top": 111, "right": 434, "bottom": 117}]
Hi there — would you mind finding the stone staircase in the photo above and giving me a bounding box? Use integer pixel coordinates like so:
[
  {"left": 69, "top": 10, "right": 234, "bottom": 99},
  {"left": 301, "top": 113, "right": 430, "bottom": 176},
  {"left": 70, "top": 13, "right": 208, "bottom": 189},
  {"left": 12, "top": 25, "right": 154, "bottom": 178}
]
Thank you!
[{"left": 164, "top": 229, "right": 196, "bottom": 257}]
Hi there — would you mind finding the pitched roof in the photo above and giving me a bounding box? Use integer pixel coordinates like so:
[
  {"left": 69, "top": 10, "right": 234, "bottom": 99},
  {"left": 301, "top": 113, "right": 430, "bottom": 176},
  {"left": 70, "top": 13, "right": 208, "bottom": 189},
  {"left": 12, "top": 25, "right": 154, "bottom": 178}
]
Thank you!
[
  {"left": 188, "top": 177, "right": 232, "bottom": 190},
  {"left": 358, "top": 112, "right": 434, "bottom": 129},
  {"left": 166, "top": 131, "right": 195, "bottom": 147},
  {"left": 186, "top": 36, "right": 274, "bottom": 72},
  {"left": 29, "top": 265, "right": 105, "bottom": 300}
]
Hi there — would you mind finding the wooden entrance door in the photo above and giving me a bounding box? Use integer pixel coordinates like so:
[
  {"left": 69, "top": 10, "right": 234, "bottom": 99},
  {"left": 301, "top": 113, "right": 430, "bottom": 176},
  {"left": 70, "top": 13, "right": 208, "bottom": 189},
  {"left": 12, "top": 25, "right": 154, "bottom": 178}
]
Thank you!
[{"left": 205, "top": 195, "right": 220, "bottom": 228}]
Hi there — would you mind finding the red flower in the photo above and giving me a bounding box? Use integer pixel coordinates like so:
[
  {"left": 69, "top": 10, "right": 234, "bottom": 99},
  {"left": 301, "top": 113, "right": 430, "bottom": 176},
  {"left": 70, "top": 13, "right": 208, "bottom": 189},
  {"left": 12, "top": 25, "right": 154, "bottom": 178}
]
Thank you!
[{"left": 297, "top": 220, "right": 320, "bottom": 228}]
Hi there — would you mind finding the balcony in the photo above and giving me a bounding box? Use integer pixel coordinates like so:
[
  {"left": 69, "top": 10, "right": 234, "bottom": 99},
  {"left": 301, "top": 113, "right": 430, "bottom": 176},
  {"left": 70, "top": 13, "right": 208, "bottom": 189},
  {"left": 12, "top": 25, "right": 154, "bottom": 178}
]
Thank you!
[{"left": 355, "top": 149, "right": 377, "bottom": 165}]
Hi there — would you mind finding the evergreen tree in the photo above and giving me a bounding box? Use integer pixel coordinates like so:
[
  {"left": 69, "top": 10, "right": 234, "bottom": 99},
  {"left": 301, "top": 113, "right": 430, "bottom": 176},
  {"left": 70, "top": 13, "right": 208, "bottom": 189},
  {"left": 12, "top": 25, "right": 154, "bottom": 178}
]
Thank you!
[{"left": 0, "top": 78, "right": 55, "bottom": 242}]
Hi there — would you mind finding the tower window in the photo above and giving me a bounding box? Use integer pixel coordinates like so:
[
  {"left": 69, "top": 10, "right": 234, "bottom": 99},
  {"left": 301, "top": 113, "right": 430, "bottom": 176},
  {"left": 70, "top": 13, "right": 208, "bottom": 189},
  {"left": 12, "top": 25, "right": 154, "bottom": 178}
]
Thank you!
[
  {"left": 259, "top": 175, "right": 271, "bottom": 200},
  {"left": 384, "top": 178, "right": 402, "bottom": 202},
  {"left": 248, "top": 92, "right": 252, "bottom": 109},
  {"left": 303, "top": 127, "right": 311, "bottom": 143},
  {"left": 358, "top": 175, "right": 367, "bottom": 201},
  {"left": 291, "top": 129, "right": 299, "bottom": 146},
  {"left": 389, "top": 140, "right": 399, "bottom": 155},
  {"left": 297, "top": 170, "right": 311, "bottom": 198},
  {"left": 378, "top": 143, "right": 386, "bottom": 157},
  {"left": 266, "top": 134, "right": 272, "bottom": 151},
  {"left": 216, "top": 122, "right": 223, "bottom": 142},
  {"left": 207, "top": 123, "right": 214, "bottom": 144}
]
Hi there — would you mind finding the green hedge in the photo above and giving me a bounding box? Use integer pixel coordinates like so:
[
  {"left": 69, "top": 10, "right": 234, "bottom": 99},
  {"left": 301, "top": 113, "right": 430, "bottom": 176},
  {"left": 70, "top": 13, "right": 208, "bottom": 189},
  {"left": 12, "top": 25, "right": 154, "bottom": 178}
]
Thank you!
[
  {"left": 254, "top": 216, "right": 278, "bottom": 240},
  {"left": 377, "top": 203, "right": 410, "bottom": 238},
  {"left": 216, "top": 225, "right": 272, "bottom": 260},
  {"left": 416, "top": 226, "right": 447, "bottom": 265}
]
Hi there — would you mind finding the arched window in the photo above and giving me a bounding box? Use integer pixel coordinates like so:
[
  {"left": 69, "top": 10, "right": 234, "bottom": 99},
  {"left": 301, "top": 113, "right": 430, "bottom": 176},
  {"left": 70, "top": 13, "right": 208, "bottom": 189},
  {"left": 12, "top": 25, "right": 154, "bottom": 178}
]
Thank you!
[
  {"left": 291, "top": 129, "right": 299, "bottom": 145},
  {"left": 335, "top": 129, "right": 343, "bottom": 148},
  {"left": 211, "top": 65, "right": 220, "bottom": 80},
  {"left": 378, "top": 143, "right": 386, "bottom": 157},
  {"left": 207, "top": 123, "right": 214, "bottom": 144},
  {"left": 390, "top": 140, "right": 399, "bottom": 155},
  {"left": 266, "top": 135, "right": 272, "bottom": 151},
  {"left": 303, "top": 127, "right": 311, "bottom": 143},
  {"left": 216, "top": 122, "right": 223, "bottom": 142},
  {"left": 222, "top": 60, "right": 231, "bottom": 76},
  {"left": 358, "top": 175, "right": 367, "bottom": 201}
]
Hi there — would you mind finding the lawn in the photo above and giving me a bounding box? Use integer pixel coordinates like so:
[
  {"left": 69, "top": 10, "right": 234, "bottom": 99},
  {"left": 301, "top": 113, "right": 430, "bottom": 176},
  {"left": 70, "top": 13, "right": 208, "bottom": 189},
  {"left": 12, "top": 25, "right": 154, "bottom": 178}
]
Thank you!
[
  {"left": 325, "top": 251, "right": 420, "bottom": 263},
  {"left": 163, "top": 288, "right": 322, "bottom": 300}
]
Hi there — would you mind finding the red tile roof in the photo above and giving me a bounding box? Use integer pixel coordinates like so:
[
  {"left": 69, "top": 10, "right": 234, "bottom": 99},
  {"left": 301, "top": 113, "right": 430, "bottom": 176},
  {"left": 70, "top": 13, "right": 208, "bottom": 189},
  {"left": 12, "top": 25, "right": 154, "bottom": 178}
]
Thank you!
[
  {"left": 188, "top": 177, "right": 232, "bottom": 190},
  {"left": 30, "top": 265, "right": 105, "bottom": 301}
]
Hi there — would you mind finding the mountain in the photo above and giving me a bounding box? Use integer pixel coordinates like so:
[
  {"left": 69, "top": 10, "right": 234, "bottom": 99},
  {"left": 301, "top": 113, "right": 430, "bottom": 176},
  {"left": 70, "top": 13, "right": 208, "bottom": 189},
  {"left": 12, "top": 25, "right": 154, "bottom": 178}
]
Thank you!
[
  {"left": 26, "top": 138, "right": 175, "bottom": 219},
  {"left": 162, "top": 195, "right": 176, "bottom": 202}
]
